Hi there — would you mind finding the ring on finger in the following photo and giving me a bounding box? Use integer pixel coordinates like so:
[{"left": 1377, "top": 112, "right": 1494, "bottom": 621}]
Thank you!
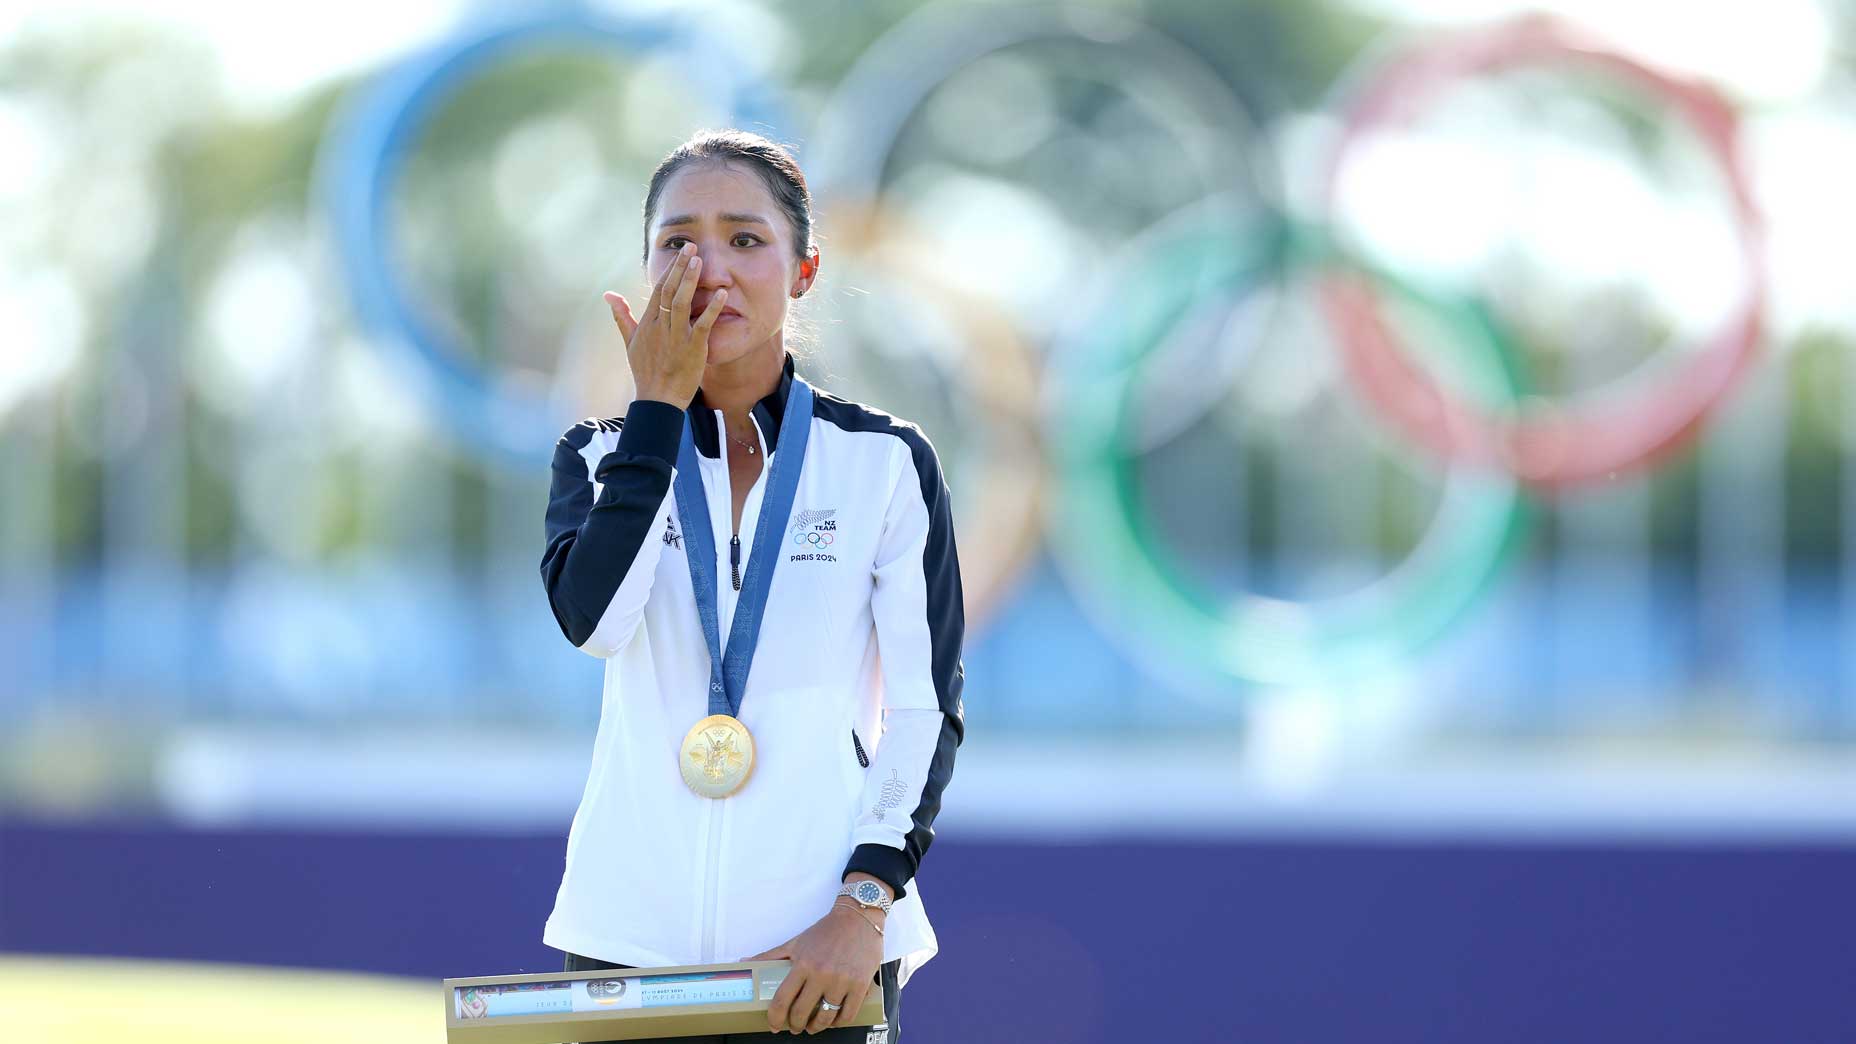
[{"left": 819, "top": 1000, "right": 842, "bottom": 1012}]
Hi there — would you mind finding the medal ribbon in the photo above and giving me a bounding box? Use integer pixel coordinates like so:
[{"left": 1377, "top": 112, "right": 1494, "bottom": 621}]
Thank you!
[{"left": 672, "top": 377, "right": 814, "bottom": 719}]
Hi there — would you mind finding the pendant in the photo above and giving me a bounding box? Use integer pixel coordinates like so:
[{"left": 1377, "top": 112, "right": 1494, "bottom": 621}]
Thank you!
[{"left": 680, "top": 714, "right": 756, "bottom": 799}]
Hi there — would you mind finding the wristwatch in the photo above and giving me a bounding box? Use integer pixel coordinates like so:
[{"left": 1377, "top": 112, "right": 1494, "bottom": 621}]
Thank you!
[{"left": 835, "top": 880, "right": 893, "bottom": 914}]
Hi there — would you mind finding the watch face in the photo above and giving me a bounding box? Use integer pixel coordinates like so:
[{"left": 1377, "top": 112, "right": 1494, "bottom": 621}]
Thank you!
[{"left": 854, "top": 881, "right": 882, "bottom": 904}]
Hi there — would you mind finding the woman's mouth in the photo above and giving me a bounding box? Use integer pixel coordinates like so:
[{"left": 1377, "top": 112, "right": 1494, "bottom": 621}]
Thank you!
[{"left": 694, "top": 296, "right": 741, "bottom": 322}]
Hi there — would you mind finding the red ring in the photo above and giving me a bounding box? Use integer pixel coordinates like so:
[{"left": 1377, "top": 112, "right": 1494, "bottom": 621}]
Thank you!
[{"left": 1316, "top": 15, "right": 1768, "bottom": 488}]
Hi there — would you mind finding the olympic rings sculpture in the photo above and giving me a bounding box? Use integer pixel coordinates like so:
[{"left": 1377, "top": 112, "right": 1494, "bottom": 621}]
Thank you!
[
  {"left": 1046, "top": 201, "right": 1530, "bottom": 687},
  {"left": 802, "top": 5, "right": 1276, "bottom": 624},
  {"left": 808, "top": 2, "right": 1277, "bottom": 233},
  {"left": 1316, "top": 15, "right": 1766, "bottom": 488},
  {"left": 325, "top": 9, "right": 1762, "bottom": 688}
]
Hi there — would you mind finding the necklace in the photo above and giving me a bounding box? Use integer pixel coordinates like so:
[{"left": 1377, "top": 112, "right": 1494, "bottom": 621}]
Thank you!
[{"left": 726, "top": 429, "right": 758, "bottom": 455}]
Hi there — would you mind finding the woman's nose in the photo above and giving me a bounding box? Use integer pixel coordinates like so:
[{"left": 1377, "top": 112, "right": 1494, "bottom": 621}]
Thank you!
[{"left": 693, "top": 246, "right": 728, "bottom": 285}]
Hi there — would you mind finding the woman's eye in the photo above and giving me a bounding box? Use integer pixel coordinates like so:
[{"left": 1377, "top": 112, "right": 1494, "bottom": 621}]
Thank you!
[{"left": 660, "top": 234, "right": 759, "bottom": 251}]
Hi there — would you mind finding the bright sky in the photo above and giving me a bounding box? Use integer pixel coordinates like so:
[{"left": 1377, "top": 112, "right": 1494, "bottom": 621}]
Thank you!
[
  {"left": 1341, "top": 0, "right": 1834, "bottom": 102},
  {"left": 5, "top": 0, "right": 1835, "bottom": 109},
  {"left": 3, "top": 1, "right": 467, "bottom": 114}
]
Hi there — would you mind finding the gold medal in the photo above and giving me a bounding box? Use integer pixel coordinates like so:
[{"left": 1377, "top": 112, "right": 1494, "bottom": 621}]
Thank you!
[{"left": 679, "top": 714, "right": 756, "bottom": 799}]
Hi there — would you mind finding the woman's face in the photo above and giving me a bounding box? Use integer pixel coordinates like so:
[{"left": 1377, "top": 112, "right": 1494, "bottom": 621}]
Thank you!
[{"left": 645, "top": 162, "right": 814, "bottom": 369}]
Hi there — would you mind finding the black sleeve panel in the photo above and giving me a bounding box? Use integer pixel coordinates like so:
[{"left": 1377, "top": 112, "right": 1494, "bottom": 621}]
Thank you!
[{"left": 539, "top": 400, "right": 685, "bottom": 649}]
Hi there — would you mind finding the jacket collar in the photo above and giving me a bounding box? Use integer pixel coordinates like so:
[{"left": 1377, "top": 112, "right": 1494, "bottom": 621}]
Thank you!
[{"left": 686, "top": 352, "right": 796, "bottom": 459}]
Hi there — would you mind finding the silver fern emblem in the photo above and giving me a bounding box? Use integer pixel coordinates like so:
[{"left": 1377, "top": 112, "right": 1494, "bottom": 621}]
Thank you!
[
  {"left": 872, "top": 769, "right": 907, "bottom": 822},
  {"left": 791, "top": 508, "right": 836, "bottom": 533}
]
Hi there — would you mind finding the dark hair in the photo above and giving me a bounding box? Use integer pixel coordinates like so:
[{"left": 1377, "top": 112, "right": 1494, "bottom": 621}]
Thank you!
[{"left": 641, "top": 130, "right": 814, "bottom": 265}]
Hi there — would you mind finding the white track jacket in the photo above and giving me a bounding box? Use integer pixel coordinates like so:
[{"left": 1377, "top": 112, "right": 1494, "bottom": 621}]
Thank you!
[{"left": 538, "top": 356, "right": 965, "bottom": 986}]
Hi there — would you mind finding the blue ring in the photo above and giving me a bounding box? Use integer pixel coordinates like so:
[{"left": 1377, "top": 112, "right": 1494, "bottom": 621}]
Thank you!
[{"left": 321, "top": 9, "right": 790, "bottom": 463}]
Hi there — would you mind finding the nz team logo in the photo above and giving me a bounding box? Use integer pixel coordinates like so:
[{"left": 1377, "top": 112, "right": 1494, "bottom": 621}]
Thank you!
[
  {"left": 871, "top": 769, "right": 906, "bottom": 823},
  {"left": 790, "top": 508, "right": 837, "bottom": 563}
]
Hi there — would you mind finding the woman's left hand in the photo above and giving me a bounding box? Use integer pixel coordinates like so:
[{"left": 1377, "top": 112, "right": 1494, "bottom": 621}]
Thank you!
[{"left": 743, "top": 904, "right": 884, "bottom": 1034}]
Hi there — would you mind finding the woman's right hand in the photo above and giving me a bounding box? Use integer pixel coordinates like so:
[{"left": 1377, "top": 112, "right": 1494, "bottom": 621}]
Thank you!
[{"left": 603, "top": 242, "right": 729, "bottom": 409}]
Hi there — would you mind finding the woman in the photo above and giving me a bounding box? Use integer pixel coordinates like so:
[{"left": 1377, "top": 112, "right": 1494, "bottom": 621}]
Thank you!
[{"left": 539, "top": 130, "right": 965, "bottom": 1043}]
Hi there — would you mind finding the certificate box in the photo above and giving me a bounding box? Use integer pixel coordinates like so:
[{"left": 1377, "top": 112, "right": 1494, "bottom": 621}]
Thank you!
[{"left": 443, "top": 960, "right": 885, "bottom": 1042}]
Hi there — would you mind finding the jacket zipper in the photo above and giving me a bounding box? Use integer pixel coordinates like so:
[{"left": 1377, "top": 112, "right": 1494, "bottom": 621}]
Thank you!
[
  {"left": 730, "top": 534, "right": 741, "bottom": 592},
  {"left": 700, "top": 799, "right": 723, "bottom": 961}
]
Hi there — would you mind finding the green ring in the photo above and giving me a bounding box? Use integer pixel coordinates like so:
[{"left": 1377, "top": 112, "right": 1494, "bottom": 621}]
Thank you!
[{"left": 1048, "top": 210, "right": 1531, "bottom": 688}]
